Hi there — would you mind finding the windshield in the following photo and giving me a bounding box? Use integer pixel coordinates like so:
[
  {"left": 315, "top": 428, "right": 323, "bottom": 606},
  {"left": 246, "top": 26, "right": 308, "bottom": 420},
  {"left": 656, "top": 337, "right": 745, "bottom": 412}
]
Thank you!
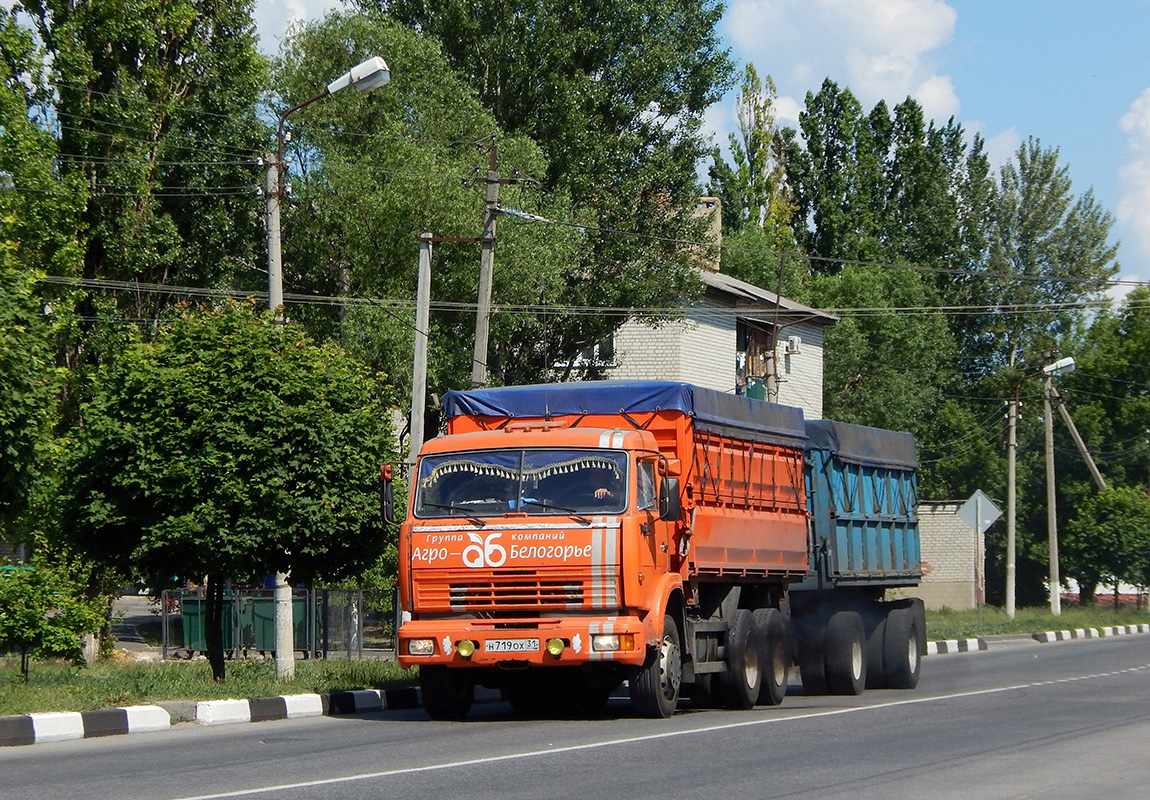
[{"left": 415, "top": 449, "right": 628, "bottom": 518}]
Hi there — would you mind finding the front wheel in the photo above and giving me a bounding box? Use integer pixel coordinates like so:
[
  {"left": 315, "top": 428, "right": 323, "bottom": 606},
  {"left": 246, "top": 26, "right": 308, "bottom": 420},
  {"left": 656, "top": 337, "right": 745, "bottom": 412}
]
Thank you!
[
  {"left": 630, "top": 614, "right": 682, "bottom": 718},
  {"left": 420, "top": 665, "right": 474, "bottom": 720}
]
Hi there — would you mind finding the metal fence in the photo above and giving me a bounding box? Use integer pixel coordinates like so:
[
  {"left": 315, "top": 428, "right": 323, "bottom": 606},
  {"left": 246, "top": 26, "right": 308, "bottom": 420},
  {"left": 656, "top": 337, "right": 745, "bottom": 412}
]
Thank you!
[{"left": 160, "top": 588, "right": 398, "bottom": 660}]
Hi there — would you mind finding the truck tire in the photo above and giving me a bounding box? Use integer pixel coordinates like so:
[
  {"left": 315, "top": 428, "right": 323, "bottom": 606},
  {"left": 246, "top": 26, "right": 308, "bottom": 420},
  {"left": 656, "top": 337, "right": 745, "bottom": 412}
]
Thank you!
[
  {"left": 825, "top": 611, "right": 866, "bottom": 696},
  {"left": 720, "top": 608, "right": 760, "bottom": 709},
  {"left": 420, "top": 665, "right": 474, "bottom": 720},
  {"left": 883, "top": 604, "right": 922, "bottom": 690},
  {"left": 753, "top": 608, "right": 788, "bottom": 706},
  {"left": 630, "top": 614, "right": 682, "bottom": 718},
  {"left": 796, "top": 613, "right": 828, "bottom": 696},
  {"left": 865, "top": 612, "right": 887, "bottom": 690}
]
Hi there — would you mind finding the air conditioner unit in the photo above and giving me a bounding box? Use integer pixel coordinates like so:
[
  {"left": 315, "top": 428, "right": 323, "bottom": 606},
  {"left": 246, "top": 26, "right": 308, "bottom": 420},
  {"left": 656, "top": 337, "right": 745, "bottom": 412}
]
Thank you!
[{"left": 784, "top": 335, "right": 801, "bottom": 355}]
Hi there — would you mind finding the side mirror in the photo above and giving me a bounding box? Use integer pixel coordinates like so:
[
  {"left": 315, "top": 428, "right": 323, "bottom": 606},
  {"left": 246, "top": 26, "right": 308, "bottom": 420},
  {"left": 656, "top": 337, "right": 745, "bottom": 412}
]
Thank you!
[
  {"left": 658, "top": 476, "right": 681, "bottom": 522},
  {"left": 379, "top": 464, "right": 396, "bottom": 525}
]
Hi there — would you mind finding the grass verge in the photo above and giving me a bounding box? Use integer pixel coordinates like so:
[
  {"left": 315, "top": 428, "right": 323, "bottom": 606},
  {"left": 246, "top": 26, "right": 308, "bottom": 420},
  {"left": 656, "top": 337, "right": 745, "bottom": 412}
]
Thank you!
[
  {"left": 0, "top": 657, "right": 416, "bottom": 717},
  {"left": 926, "top": 604, "right": 1148, "bottom": 640},
  {"left": 3, "top": 603, "right": 1146, "bottom": 717}
]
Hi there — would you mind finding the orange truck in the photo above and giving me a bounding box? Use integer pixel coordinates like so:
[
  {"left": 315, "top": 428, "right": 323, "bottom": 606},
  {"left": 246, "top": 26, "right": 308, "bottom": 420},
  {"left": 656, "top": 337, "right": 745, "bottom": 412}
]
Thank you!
[{"left": 390, "top": 381, "right": 922, "bottom": 719}]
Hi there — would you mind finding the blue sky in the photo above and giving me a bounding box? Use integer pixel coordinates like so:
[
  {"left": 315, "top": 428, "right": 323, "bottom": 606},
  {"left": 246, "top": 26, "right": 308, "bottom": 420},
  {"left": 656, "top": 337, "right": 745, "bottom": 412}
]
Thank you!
[{"left": 208, "top": 2, "right": 1150, "bottom": 293}]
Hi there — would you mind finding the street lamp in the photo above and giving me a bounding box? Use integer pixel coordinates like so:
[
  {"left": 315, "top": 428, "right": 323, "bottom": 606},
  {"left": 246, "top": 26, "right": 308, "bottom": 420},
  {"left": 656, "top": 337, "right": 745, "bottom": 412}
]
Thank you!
[
  {"left": 266, "top": 56, "right": 391, "bottom": 314},
  {"left": 1005, "top": 355, "right": 1077, "bottom": 619},
  {"left": 263, "top": 57, "right": 390, "bottom": 680}
]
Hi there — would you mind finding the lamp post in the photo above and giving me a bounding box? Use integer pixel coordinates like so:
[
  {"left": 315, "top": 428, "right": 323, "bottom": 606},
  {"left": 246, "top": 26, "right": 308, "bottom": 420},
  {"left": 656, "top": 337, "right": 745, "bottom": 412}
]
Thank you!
[
  {"left": 264, "top": 56, "right": 390, "bottom": 680},
  {"left": 1041, "top": 356, "right": 1075, "bottom": 616},
  {"left": 266, "top": 56, "right": 390, "bottom": 315}
]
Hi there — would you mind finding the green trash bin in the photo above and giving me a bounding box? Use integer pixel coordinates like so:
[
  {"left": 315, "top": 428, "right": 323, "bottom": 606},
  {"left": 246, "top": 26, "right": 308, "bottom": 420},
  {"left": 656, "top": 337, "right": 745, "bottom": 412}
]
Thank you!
[
  {"left": 180, "top": 595, "right": 237, "bottom": 653},
  {"left": 246, "top": 595, "right": 309, "bottom": 653}
]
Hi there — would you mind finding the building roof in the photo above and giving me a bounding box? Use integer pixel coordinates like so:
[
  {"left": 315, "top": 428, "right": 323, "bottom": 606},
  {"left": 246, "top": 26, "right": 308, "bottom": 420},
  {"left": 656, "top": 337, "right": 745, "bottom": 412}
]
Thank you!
[{"left": 699, "top": 269, "right": 838, "bottom": 327}]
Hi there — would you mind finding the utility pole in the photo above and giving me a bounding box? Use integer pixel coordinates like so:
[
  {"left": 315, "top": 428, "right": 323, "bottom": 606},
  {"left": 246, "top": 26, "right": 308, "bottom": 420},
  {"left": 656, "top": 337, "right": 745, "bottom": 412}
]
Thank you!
[
  {"left": 1044, "top": 371, "right": 1060, "bottom": 616},
  {"left": 1005, "top": 392, "right": 1018, "bottom": 619},
  {"left": 471, "top": 140, "right": 498, "bottom": 388},
  {"left": 265, "top": 148, "right": 294, "bottom": 679},
  {"left": 468, "top": 138, "right": 534, "bottom": 389},
  {"left": 262, "top": 56, "right": 391, "bottom": 680},
  {"left": 410, "top": 234, "right": 432, "bottom": 470}
]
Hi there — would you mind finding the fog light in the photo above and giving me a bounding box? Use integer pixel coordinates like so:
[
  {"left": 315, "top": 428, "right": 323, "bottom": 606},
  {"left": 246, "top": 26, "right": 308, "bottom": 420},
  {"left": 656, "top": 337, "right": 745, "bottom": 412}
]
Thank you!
[
  {"left": 592, "top": 633, "right": 635, "bottom": 652},
  {"left": 457, "top": 639, "right": 476, "bottom": 659},
  {"left": 407, "top": 638, "right": 435, "bottom": 656},
  {"left": 546, "top": 638, "right": 565, "bottom": 657}
]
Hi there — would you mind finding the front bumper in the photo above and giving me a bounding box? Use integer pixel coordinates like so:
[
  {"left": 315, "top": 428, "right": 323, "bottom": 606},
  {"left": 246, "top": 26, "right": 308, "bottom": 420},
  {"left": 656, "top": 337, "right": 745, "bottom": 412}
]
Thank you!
[{"left": 397, "top": 615, "right": 646, "bottom": 669}]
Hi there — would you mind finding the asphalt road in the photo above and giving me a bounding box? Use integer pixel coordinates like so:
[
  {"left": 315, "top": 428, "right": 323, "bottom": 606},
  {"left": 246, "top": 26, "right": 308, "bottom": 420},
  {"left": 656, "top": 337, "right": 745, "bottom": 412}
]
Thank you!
[{"left": 4, "top": 636, "right": 1149, "bottom": 800}]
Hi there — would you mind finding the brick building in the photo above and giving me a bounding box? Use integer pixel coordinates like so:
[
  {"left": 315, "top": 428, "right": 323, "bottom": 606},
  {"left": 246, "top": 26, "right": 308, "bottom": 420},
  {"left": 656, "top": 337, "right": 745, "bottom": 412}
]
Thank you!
[
  {"left": 597, "top": 199, "right": 838, "bottom": 421},
  {"left": 896, "top": 501, "right": 984, "bottom": 610}
]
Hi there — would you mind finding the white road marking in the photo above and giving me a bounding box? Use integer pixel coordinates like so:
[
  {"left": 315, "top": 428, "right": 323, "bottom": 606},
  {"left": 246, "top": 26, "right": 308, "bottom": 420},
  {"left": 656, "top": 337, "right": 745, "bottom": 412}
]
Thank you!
[{"left": 168, "top": 663, "right": 1150, "bottom": 800}]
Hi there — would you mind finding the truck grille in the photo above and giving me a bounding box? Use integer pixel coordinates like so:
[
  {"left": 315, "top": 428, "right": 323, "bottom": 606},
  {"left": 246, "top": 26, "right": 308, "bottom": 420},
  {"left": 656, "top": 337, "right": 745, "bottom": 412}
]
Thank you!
[{"left": 415, "top": 569, "right": 619, "bottom": 611}]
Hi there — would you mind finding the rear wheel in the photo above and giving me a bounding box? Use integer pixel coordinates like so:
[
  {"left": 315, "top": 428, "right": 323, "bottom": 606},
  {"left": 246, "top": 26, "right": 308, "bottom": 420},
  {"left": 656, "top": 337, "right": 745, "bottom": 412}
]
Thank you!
[
  {"left": 883, "top": 604, "right": 922, "bottom": 689},
  {"left": 753, "top": 608, "right": 788, "bottom": 706},
  {"left": 720, "top": 608, "right": 760, "bottom": 709},
  {"left": 825, "top": 611, "right": 866, "bottom": 696},
  {"left": 420, "top": 665, "right": 474, "bottom": 720},
  {"left": 796, "top": 613, "right": 828, "bottom": 696},
  {"left": 630, "top": 614, "right": 682, "bottom": 718}
]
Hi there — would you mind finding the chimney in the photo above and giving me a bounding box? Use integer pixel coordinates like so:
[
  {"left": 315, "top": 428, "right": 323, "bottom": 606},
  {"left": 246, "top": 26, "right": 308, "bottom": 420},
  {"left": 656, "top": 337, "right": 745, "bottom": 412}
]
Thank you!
[{"left": 693, "top": 197, "right": 722, "bottom": 272}]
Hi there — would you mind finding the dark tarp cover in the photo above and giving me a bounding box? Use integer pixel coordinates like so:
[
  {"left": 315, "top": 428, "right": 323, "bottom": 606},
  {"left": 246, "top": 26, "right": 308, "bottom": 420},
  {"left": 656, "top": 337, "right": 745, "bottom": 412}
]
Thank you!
[
  {"left": 443, "top": 381, "right": 806, "bottom": 447},
  {"left": 804, "top": 419, "right": 918, "bottom": 470}
]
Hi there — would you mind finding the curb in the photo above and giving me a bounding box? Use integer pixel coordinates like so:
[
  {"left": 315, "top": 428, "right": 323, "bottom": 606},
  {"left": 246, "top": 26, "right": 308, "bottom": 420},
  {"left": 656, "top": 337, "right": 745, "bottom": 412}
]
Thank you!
[
  {"left": 6, "top": 625, "right": 1148, "bottom": 747},
  {"left": 925, "top": 637, "right": 987, "bottom": 656},
  {"left": 0, "top": 686, "right": 427, "bottom": 748},
  {"left": 1031, "top": 623, "right": 1150, "bottom": 643}
]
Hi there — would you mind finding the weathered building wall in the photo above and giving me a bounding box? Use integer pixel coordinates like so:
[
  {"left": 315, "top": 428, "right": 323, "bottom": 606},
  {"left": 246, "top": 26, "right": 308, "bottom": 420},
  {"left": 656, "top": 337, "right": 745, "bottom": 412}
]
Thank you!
[{"left": 894, "top": 502, "right": 983, "bottom": 610}]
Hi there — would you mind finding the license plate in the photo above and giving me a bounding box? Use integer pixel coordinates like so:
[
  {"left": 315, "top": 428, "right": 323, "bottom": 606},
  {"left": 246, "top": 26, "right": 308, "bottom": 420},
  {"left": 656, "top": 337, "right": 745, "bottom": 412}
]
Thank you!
[{"left": 485, "top": 638, "right": 539, "bottom": 653}]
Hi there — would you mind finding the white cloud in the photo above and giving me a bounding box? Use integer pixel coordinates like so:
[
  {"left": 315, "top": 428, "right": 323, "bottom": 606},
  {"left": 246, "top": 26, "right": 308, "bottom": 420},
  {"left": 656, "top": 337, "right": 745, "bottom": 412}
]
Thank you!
[
  {"left": 254, "top": 0, "right": 338, "bottom": 54},
  {"left": 983, "top": 127, "right": 1021, "bottom": 172},
  {"left": 1117, "top": 88, "right": 1150, "bottom": 269},
  {"left": 724, "top": 0, "right": 958, "bottom": 122}
]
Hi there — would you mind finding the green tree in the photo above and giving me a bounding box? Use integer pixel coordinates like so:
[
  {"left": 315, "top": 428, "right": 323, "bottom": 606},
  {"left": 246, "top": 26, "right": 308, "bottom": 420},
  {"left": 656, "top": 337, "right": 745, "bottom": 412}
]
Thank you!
[
  {"left": 0, "top": 264, "right": 59, "bottom": 535},
  {"left": 17, "top": 0, "right": 269, "bottom": 293},
  {"left": 708, "top": 64, "right": 795, "bottom": 238},
  {"left": 61, "top": 303, "right": 396, "bottom": 680},
  {"left": 977, "top": 138, "right": 1118, "bottom": 376},
  {"left": 356, "top": 1, "right": 727, "bottom": 383},
  {"left": 1065, "top": 486, "right": 1150, "bottom": 605},
  {"left": 0, "top": 548, "right": 104, "bottom": 679}
]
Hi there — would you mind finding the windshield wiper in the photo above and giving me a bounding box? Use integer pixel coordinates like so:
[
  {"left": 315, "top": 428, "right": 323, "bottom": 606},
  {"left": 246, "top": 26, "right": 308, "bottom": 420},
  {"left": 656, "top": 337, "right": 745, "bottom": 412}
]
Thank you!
[
  {"left": 421, "top": 502, "right": 487, "bottom": 527},
  {"left": 520, "top": 499, "right": 592, "bottom": 525}
]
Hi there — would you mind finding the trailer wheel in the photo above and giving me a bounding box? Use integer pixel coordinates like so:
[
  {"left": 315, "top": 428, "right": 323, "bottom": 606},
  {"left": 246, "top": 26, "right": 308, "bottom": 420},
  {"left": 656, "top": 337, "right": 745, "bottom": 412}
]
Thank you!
[
  {"left": 865, "top": 611, "right": 887, "bottom": 690},
  {"left": 630, "top": 614, "right": 682, "bottom": 718},
  {"left": 825, "top": 611, "right": 866, "bottom": 696},
  {"left": 720, "top": 608, "right": 761, "bottom": 709},
  {"left": 796, "top": 613, "right": 828, "bottom": 696},
  {"left": 420, "top": 665, "right": 474, "bottom": 720},
  {"left": 753, "top": 608, "right": 788, "bottom": 706},
  {"left": 883, "top": 604, "right": 922, "bottom": 690}
]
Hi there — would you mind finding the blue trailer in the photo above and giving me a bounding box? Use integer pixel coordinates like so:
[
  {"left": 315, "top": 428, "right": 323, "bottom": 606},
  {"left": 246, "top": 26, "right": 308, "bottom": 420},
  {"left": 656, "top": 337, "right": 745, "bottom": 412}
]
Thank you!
[{"left": 789, "top": 419, "right": 926, "bottom": 693}]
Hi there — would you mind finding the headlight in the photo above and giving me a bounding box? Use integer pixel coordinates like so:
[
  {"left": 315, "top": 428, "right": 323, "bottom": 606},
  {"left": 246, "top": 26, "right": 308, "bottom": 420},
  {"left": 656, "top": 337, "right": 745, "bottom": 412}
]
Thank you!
[
  {"left": 407, "top": 638, "right": 435, "bottom": 656},
  {"left": 591, "top": 633, "right": 635, "bottom": 652},
  {"left": 456, "top": 639, "right": 476, "bottom": 658}
]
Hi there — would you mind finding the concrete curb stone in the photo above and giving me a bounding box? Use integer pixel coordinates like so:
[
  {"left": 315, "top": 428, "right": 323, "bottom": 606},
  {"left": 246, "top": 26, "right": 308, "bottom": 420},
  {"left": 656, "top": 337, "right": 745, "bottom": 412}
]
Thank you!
[{"left": 5, "top": 626, "right": 1148, "bottom": 747}]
